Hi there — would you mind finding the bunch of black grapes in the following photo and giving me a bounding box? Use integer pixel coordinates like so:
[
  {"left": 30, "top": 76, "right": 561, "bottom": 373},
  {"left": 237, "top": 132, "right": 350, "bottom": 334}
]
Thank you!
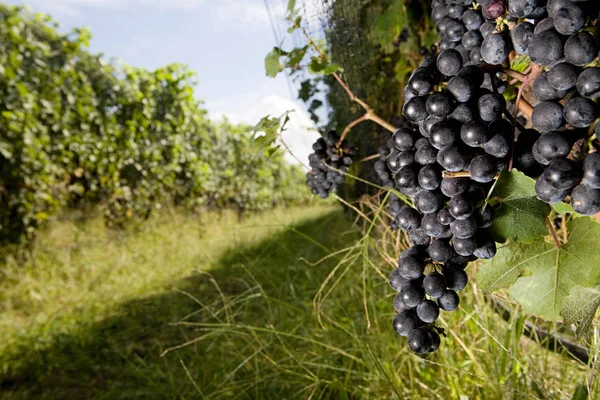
[
  {"left": 433, "top": 0, "right": 600, "bottom": 214},
  {"left": 306, "top": 131, "right": 357, "bottom": 198}
]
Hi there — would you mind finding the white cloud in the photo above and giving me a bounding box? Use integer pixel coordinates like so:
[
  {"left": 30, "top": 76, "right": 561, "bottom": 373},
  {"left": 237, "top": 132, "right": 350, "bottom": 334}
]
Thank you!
[{"left": 209, "top": 95, "right": 320, "bottom": 166}]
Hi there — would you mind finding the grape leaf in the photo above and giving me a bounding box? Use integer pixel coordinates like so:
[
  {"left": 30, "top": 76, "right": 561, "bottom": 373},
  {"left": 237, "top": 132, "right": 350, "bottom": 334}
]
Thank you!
[
  {"left": 510, "top": 54, "right": 531, "bottom": 73},
  {"left": 308, "top": 57, "right": 341, "bottom": 75},
  {"left": 265, "top": 47, "right": 288, "bottom": 78},
  {"left": 552, "top": 201, "right": 576, "bottom": 214},
  {"left": 561, "top": 285, "right": 600, "bottom": 342},
  {"left": 487, "top": 169, "right": 551, "bottom": 243},
  {"left": 478, "top": 218, "right": 600, "bottom": 321}
]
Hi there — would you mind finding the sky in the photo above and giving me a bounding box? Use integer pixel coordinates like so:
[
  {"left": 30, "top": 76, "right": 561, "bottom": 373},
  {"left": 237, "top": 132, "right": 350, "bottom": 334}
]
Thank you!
[{"left": 4, "top": 0, "right": 321, "bottom": 164}]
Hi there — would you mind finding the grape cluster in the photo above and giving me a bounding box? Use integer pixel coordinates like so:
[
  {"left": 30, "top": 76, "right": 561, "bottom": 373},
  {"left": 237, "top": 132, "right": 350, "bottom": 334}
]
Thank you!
[
  {"left": 306, "top": 131, "right": 357, "bottom": 198},
  {"left": 389, "top": 46, "right": 506, "bottom": 352}
]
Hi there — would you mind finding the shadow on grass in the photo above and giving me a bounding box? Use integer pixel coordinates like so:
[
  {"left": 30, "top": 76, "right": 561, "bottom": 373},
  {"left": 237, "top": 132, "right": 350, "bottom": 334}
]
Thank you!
[{"left": 1, "top": 210, "right": 364, "bottom": 399}]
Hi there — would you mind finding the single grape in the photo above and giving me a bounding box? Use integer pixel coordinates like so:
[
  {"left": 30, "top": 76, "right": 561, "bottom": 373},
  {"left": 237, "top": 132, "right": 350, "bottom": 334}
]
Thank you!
[
  {"left": 430, "top": 120, "right": 457, "bottom": 150},
  {"left": 534, "top": 72, "right": 568, "bottom": 101},
  {"left": 443, "top": 266, "right": 468, "bottom": 291},
  {"left": 529, "top": 30, "right": 564, "bottom": 66},
  {"left": 475, "top": 206, "right": 494, "bottom": 228},
  {"left": 437, "top": 49, "right": 463, "bottom": 76},
  {"left": 547, "top": 63, "right": 579, "bottom": 91},
  {"left": 576, "top": 68, "right": 600, "bottom": 100},
  {"left": 461, "top": 120, "right": 489, "bottom": 147},
  {"left": 571, "top": 185, "right": 600, "bottom": 216},
  {"left": 438, "top": 290, "right": 460, "bottom": 311},
  {"left": 423, "top": 272, "right": 446, "bottom": 298},
  {"left": 448, "top": 193, "right": 474, "bottom": 220},
  {"left": 408, "top": 328, "right": 433, "bottom": 354},
  {"left": 510, "top": 21, "right": 534, "bottom": 54},
  {"left": 437, "top": 146, "right": 467, "bottom": 172},
  {"left": 418, "top": 164, "right": 442, "bottom": 190},
  {"left": 483, "top": 0, "right": 507, "bottom": 20},
  {"left": 401, "top": 283, "right": 426, "bottom": 307},
  {"left": 565, "top": 32, "right": 598, "bottom": 67},
  {"left": 481, "top": 33, "right": 510, "bottom": 65},
  {"left": 452, "top": 235, "right": 477, "bottom": 256},
  {"left": 544, "top": 158, "right": 580, "bottom": 190},
  {"left": 473, "top": 235, "right": 497, "bottom": 259},
  {"left": 417, "top": 300, "right": 440, "bottom": 323},
  {"left": 421, "top": 212, "right": 445, "bottom": 237},
  {"left": 416, "top": 189, "right": 444, "bottom": 214},
  {"left": 508, "top": 0, "right": 538, "bottom": 18},
  {"left": 427, "top": 92, "right": 454, "bottom": 118},
  {"left": 447, "top": 75, "right": 474, "bottom": 102},
  {"left": 429, "top": 330, "right": 441, "bottom": 352},
  {"left": 392, "top": 127, "right": 417, "bottom": 151},
  {"left": 583, "top": 153, "right": 600, "bottom": 189},
  {"left": 563, "top": 96, "right": 597, "bottom": 128},
  {"left": 415, "top": 142, "right": 439, "bottom": 165},
  {"left": 535, "top": 174, "right": 569, "bottom": 203},
  {"left": 394, "top": 292, "right": 413, "bottom": 312},
  {"left": 462, "top": 30, "right": 483, "bottom": 51},
  {"left": 403, "top": 96, "right": 429, "bottom": 123},
  {"left": 478, "top": 93, "right": 505, "bottom": 122},
  {"left": 397, "top": 205, "right": 422, "bottom": 230},
  {"left": 532, "top": 101, "right": 564, "bottom": 132},
  {"left": 469, "top": 154, "right": 497, "bottom": 183},
  {"left": 533, "top": 132, "right": 570, "bottom": 165},
  {"left": 389, "top": 268, "right": 411, "bottom": 291},
  {"left": 449, "top": 103, "right": 475, "bottom": 124},
  {"left": 438, "top": 207, "right": 455, "bottom": 226},
  {"left": 450, "top": 216, "right": 477, "bottom": 239},
  {"left": 428, "top": 239, "right": 455, "bottom": 262},
  {"left": 441, "top": 177, "right": 469, "bottom": 197},
  {"left": 463, "top": 9, "right": 484, "bottom": 30},
  {"left": 553, "top": 3, "right": 585, "bottom": 35},
  {"left": 393, "top": 310, "right": 418, "bottom": 336},
  {"left": 409, "top": 228, "right": 431, "bottom": 246}
]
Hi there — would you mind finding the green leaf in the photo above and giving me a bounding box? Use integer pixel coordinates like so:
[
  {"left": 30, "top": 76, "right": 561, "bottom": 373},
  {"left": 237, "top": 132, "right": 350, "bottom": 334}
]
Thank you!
[
  {"left": 287, "top": 0, "right": 296, "bottom": 13},
  {"left": 552, "top": 201, "right": 576, "bottom": 214},
  {"left": 308, "top": 57, "right": 342, "bottom": 75},
  {"left": 572, "top": 384, "right": 589, "bottom": 400},
  {"left": 561, "top": 285, "right": 600, "bottom": 342},
  {"left": 478, "top": 218, "right": 600, "bottom": 320},
  {"left": 510, "top": 54, "right": 531, "bottom": 73},
  {"left": 288, "top": 46, "right": 308, "bottom": 69},
  {"left": 265, "top": 47, "right": 288, "bottom": 78},
  {"left": 249, "top": 111, "right": 293, "bottom": 155},
  {"left": 488, "top": 169, "right": 551, "bottom": 243}
]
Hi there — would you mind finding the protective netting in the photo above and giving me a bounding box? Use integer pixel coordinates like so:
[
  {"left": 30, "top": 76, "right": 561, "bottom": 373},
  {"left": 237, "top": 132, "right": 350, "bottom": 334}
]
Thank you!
[{"left": 264, "top": 0, "right": 390, "bottom": 114}]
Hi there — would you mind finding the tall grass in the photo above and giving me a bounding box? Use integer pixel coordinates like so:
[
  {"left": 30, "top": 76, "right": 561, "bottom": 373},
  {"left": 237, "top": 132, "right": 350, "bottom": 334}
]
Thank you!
[{"left": 0, "top": 204, "right": 596, "bottom": 399}]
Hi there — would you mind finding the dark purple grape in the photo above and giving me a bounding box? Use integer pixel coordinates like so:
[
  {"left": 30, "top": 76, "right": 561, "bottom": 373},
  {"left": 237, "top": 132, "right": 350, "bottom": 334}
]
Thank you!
[
  {"left": 393, "top": 310, "right": 418, "bottom": 336},
  {"left": 571, "top": 185, "right": 600, "bottom": 216},
  {"left": 438, "top": 290, "right": 460, "bottom": 311}
]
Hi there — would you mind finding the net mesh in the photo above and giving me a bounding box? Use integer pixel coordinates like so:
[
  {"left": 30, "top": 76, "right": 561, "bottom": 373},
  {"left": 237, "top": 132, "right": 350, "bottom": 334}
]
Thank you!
[{"left": 264, "top": 0, "right": 389, "bottom": 114}]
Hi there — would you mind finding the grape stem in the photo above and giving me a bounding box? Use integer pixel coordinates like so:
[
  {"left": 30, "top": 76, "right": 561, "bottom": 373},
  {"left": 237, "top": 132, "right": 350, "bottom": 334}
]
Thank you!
[
  {"left": 339, "top": 114, "right": 369, "bottom": 145},
  {"left": 299, "top": 26, "right": 396, "bottom": 146},
  {"left": 508, "top": 63, "right": 543, "bottom": 171},
  {"left": 442, "top": 171, "right": 500, "bottom": 179},
  {"left": 357, "top": 153, "right": 381, "bottom": 163},
  {"left": 546, "top": 218, "right": 561, "bottom": 248},
  {"left": 278, "top": 133, "right": 314, "bottom": 173}
]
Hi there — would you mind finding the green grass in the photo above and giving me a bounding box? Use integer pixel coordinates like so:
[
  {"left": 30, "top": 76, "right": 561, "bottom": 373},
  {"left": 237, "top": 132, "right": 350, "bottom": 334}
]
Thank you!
[{"left": 0, "top": 205, "right": 596, "bottom": 399}]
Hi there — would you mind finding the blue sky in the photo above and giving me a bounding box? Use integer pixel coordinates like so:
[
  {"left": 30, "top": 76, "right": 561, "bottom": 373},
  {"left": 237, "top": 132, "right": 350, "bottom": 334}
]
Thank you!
[{"left": 5, "top": 0, "right": 320, "bottom": 164}]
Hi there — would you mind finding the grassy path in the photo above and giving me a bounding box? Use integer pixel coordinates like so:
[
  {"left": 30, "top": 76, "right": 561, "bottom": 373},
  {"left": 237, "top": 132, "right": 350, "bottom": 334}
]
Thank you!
[{"left": 0, "top": 205, "right": 594, "bottom": 399}]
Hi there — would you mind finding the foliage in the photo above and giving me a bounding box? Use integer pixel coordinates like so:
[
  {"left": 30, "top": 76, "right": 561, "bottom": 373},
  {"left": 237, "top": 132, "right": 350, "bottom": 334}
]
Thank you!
[
  {"left": 487, "top": 169, "right": 551, "bottom": 244},
  {"left": 479, "top": 218, "right": 600, "bottom": 332},
  {"left": 0, "top": 5, "right": 308, "bottom": 246},
  {"left": 0, "top": 207, "right": 594, "bottom": 398}
]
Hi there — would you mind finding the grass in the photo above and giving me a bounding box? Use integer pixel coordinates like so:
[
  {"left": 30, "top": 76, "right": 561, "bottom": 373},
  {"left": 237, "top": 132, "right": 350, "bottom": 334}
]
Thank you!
[{"left": 0, "top": 204, "right": 596, "bottom": 399}]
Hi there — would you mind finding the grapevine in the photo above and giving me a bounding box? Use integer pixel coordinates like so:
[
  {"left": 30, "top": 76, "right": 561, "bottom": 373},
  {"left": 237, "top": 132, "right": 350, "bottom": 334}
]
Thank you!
[{"left": 266, "top": 0, "right": 600, "bottom": 356}]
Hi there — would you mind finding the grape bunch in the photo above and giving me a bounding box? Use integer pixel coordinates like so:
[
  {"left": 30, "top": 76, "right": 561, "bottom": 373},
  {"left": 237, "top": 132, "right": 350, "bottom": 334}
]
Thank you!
[
  {"left": 306, "top": 131, "right": 357, "bottom": 198},
  {"left": 389, "top": 47, "right": 506, "bottom": 352}
]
